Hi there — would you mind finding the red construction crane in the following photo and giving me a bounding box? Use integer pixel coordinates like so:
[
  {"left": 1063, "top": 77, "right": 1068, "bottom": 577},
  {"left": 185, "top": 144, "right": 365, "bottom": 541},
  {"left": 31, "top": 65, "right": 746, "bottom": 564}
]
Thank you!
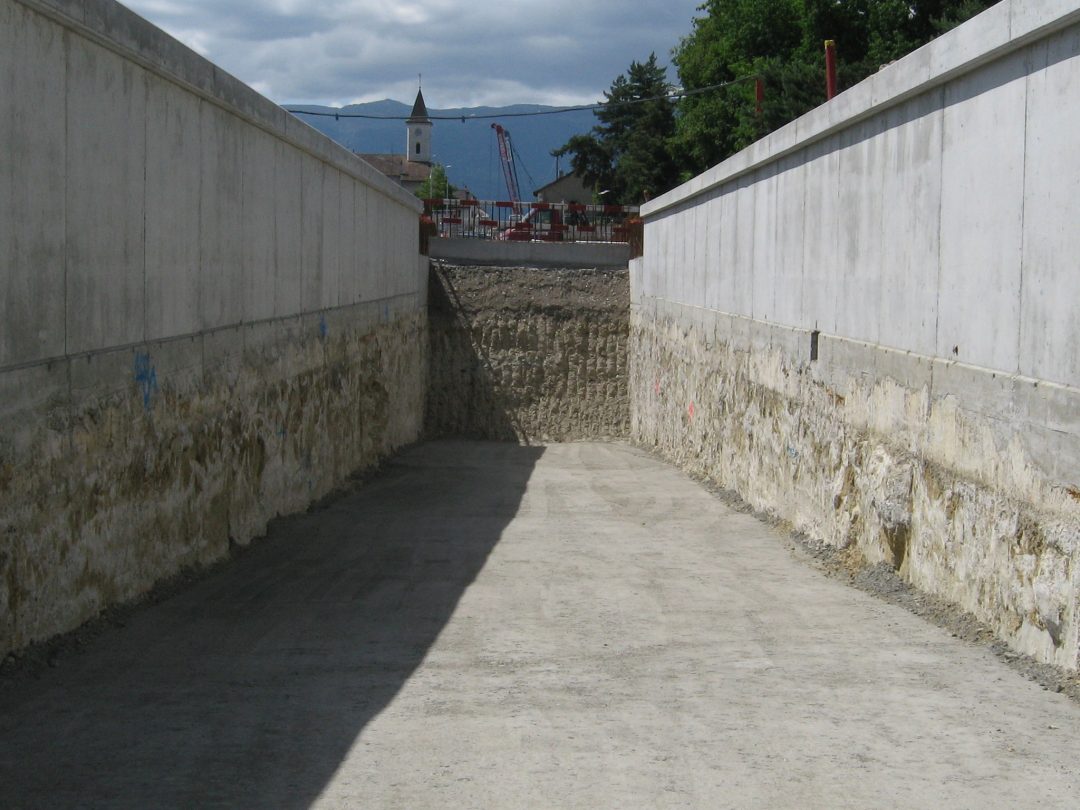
[{"left": 491, "top": 123, "right": 523, "bottom": 212}]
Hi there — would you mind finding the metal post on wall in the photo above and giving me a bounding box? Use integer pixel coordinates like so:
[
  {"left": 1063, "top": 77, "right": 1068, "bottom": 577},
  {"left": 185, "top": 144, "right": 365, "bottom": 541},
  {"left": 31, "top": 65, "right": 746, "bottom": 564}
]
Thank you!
[{"left": 825, "top": 40, "right": 838, "bottom": 100}]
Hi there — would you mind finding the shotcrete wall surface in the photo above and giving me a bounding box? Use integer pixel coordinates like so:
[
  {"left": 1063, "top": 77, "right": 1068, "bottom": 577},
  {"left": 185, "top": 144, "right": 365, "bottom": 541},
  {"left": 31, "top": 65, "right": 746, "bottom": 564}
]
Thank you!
[
  {"left": 427, "top": 263, "right": 629, "bottom": 443},
  {"left": 1, "top": 0, "right": 427, "bottom": 655},
  {"left": 634, "top": 2, "right": 1080, "bottom": 669}
]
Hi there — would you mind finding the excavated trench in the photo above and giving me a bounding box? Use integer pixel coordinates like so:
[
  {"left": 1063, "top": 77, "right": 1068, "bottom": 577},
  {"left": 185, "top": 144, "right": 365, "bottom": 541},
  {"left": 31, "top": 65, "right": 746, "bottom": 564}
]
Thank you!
[
  {"left": 5, "top": 260, "right": 1078, "bottom": 699},
  {"left": 422, "top": 260, "right": 1080, "bottom": 694}
]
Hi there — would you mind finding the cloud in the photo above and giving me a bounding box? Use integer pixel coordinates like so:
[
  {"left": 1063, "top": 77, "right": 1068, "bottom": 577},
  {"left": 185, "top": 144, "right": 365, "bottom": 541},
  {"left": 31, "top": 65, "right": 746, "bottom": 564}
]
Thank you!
[{"left": 121, "top": 0, "right": 703, "bottom": 108}]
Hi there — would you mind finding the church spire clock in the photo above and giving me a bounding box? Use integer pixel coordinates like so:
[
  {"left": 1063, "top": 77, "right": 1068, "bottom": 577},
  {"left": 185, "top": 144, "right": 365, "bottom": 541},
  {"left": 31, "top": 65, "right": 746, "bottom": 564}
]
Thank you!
[{"left": 406, "top": 84, "right": 432, "bottom": 164}]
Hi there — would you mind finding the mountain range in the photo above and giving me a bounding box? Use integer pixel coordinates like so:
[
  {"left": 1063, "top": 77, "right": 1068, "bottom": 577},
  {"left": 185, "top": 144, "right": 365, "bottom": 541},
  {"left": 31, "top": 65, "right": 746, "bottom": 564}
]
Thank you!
[{"left": 285, "top": 99, "right": 598, "bottom": 201}]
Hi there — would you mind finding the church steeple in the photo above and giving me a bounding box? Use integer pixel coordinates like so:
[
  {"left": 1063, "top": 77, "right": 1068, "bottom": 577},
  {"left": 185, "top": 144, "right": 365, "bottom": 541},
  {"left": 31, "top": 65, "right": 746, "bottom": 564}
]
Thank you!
[
  {"left": 408, "top": 87, "right": 429, "bottom": 122},
  {"left": 406, "top": 86, "right": 432, "bottom": 164}
]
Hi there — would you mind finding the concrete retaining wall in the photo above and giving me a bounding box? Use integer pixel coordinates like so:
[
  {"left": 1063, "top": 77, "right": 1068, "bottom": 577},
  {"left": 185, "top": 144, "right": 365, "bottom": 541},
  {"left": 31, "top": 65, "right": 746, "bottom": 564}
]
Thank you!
[
  {"left": 633, "top": 1, "right": 1080, "bottom": 669},
  {"left": 0, "top": 0, "right": 427, "bottom": 655},
  {"left": 429, "top": 238, "right": 630, "bottom": 270},
  {"left": 427, "top": 263, "right": 628, "bottom": 443}
]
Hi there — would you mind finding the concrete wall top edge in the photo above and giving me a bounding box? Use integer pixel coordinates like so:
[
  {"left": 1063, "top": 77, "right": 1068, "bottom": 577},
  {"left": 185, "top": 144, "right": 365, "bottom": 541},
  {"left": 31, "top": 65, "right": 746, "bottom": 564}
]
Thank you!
[
  {"left": 13, "top": 0, "right": 422, "bottom": 214},
  {"left": 641, "top": 0, "right": 1080, "bottom": 218},
  {"left": 428, "top": 238, "right": 630, "bottom": 270}
]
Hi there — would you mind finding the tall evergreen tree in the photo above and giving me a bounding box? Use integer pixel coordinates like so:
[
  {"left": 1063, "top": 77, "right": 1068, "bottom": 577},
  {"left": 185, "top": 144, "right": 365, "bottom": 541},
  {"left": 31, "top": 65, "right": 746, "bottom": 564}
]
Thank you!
[{"left": 556, "top": 54, "right": 679, "bottom": 204}]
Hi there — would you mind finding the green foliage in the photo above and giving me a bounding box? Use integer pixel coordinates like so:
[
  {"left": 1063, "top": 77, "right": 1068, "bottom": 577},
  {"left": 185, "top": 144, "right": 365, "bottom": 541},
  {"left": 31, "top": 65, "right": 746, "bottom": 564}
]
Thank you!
[
  {"left": 555, "top": 54, "right": 680, "bottom": 205},
  {"left": 554, "top": 1, "right": 1000, "bottom": 200},
  {"left": 553, "top": 135, "right": 614, "bottom": 201},
  {"left": 416, "top": 163, "right": 453, "bottom": 199},
  {"left": 672, "top": 0, "right": 1001, "bottom": 176}
]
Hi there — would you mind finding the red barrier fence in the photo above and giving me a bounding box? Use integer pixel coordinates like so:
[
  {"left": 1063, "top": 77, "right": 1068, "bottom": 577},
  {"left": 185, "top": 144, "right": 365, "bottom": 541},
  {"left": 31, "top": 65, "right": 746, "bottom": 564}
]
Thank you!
[{"left": 422, "top": 199, "right": 640, "bottom": 244}]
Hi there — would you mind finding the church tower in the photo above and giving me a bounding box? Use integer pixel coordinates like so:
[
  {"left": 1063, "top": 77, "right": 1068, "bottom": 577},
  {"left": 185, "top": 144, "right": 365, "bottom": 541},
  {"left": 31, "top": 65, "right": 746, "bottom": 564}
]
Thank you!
[{"left": 406, "top": 87, "right": 432, "bottom": 164}]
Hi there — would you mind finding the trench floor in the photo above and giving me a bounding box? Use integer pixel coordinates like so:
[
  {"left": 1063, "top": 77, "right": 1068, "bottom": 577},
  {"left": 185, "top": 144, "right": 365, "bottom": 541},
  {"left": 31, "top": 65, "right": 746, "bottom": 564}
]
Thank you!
[{"left": 1, "top": 441, "right": 1078, "bottom": 808}]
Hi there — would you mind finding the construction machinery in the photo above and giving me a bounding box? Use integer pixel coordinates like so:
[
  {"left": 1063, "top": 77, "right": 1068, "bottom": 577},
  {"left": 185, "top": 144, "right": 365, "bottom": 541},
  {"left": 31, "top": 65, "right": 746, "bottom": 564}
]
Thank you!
[{"left": 490, "top": 123, "right": 523, "bottom": 213}]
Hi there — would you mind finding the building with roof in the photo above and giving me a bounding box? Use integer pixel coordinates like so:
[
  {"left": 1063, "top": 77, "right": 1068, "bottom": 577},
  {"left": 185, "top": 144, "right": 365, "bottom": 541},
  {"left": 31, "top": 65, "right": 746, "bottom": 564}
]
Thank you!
[
  {"left": 356, "top": 87, "right": 434, "bottom": 195},
  {"left": 533, "top": 171, "right": 592, "bottom": 204}
]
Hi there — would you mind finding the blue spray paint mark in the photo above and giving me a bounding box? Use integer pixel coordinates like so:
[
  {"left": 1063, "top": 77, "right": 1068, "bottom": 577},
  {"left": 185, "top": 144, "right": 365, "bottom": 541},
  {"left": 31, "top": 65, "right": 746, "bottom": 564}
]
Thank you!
[
  {"left": 319, "top": 315, "right": 329, "bottom": 339},
  {"left": 382, "top": 302, "right": 390, "bottom": 323},
  {"left": 133, "top": 352, "right": 158, "bottom": 411}
]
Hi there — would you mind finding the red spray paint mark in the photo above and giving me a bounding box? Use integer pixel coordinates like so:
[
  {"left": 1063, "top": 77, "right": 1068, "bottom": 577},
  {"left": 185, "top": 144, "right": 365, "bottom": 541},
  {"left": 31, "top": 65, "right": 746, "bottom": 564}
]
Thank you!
[
  {"left": 654, "top": 378, "right": 661, "bottom": 395},
  {"left": 688, "top": 401, "right": 695, "bottom": 420}
]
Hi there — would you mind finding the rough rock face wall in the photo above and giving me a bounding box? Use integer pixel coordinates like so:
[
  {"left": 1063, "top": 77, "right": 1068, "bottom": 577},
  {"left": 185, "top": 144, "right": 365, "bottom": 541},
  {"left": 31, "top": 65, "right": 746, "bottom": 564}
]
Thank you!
[
  {"left": 426, "top": 263, "right": 628, "bottom": 443},
  {"left": 1, "top": 307, "right": 426, "bottom": 655},
  {"left": 631, "top": 306, "right": 1080, "bottom": 670}
]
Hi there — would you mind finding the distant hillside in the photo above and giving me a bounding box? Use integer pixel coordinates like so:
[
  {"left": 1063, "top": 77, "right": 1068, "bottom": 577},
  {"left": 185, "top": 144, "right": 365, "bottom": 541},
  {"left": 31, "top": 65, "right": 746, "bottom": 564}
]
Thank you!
[{"left": 285, "top": 99, "right": 597, "bottom": 200}]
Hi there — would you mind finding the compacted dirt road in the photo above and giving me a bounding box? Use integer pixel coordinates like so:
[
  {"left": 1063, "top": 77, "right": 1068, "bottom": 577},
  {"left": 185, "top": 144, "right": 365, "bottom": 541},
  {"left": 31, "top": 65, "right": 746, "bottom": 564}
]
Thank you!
[{"left": 1, "top": 441, "right": 1078, "bottom": 808}]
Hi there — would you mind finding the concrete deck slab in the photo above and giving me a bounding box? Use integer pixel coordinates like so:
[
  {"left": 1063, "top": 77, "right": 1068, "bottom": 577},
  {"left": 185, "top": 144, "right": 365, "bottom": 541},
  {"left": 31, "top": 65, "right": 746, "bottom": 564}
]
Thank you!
[{"left": 1, "top": 441, "right": 1078, "bottom": 808}]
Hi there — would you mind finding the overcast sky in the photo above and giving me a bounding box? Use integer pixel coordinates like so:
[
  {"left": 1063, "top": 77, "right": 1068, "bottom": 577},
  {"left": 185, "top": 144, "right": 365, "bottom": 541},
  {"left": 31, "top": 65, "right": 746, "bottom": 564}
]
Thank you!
[{"left": 122, "top": 0, "right": 705, "bottom": 109}]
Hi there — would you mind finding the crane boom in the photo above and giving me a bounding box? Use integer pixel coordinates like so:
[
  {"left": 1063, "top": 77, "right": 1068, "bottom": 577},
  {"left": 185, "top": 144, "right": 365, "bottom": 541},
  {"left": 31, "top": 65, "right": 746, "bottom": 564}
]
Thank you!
[{"left": 491, "top": 123, "right": 523, "bottom": 212}]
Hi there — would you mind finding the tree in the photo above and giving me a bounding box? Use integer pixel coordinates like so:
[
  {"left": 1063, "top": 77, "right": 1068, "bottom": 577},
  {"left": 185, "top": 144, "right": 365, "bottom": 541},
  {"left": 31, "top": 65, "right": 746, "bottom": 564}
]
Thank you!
[
  {"left": 672, "top": 0, "right": 806, "bottom": 173},
  {"left": 416, "top": 163, "right": 453, "bottom": 199},
  {"left": 672, "top": 0, "right": 1001, "bottom": 177},
  {"left": 556, "top": 54, "right": 680, "bottom": 204}
]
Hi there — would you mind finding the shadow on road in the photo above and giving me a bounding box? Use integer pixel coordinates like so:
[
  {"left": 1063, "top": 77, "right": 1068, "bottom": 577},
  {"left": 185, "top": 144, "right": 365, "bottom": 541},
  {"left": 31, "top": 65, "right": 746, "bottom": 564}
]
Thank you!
[
  {"left": 0, "top": 441, "right": 543, "bottom": 809},
  {"left": 425, "top": 262, "right": 529, "bottom": 442}
]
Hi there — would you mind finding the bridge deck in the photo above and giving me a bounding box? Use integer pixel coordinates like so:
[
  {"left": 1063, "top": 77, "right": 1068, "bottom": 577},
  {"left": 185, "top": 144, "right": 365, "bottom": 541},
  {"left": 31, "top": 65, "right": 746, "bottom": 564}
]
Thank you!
[{"left": 1, "top": 441, "right": 1077, "bottom": 807}]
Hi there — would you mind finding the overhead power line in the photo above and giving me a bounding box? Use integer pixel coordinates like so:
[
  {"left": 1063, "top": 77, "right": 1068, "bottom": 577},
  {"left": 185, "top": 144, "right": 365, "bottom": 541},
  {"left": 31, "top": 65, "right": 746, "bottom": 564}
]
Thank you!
[{"left": 284, "top": 75, "right": 759, "bottom": 122}]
